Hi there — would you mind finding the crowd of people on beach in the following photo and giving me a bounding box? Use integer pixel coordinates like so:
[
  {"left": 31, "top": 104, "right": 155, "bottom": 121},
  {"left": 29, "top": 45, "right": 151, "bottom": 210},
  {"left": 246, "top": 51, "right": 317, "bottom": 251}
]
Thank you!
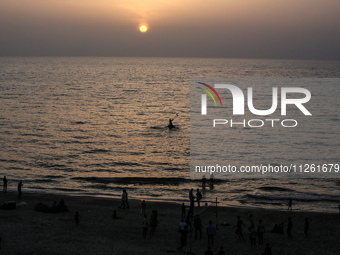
[
  {"left": 172, "top": 186, "right": 278, "bottom": 255},
  {"left": 1, "top": 176, "right": 340, "bottom": 254}
]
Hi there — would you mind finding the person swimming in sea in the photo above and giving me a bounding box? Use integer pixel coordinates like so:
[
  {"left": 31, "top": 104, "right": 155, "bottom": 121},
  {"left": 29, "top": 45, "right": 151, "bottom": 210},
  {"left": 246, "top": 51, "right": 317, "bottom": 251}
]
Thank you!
[
  {"left": 168, "top": 113, "right": 179, "bottom": 129},
  {"left": 169, "top": 118, "right": 174, "bottom": 128}
]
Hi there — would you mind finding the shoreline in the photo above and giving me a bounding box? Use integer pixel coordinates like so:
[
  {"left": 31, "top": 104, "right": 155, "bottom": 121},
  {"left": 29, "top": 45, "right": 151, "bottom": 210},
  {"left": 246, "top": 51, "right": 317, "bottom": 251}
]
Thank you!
[
  {"left": 1, "top": 191, "right": 340, "bottom": 254},
  {"left": 3, "top": 186, "right": 339, "bottom": 215}
]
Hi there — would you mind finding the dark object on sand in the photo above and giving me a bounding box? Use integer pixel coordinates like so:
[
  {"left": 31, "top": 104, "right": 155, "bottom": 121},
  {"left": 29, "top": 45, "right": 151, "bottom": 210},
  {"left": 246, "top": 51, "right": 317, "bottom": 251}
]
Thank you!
[
  {"left": 271, "top": 222, "right": 284, "bottom": 234},
  {"left": 34, "top": 199, "right": 69, "bottom": 213},
  {"left": 112, "top": 210, "right": 121, "bottom": 219},
  {"left": 0, "top": 201, "right": 16, "bottom": 210}
]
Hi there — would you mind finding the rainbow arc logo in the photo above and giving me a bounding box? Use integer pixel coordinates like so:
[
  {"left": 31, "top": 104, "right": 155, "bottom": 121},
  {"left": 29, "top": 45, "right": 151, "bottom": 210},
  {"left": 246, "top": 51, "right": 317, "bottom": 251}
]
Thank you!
[
  {"left": 197, "top": 82, "right": 222, "bottom": 107},
  {"left": 197, "top": 82, "right": 222, "bottom": 111}
]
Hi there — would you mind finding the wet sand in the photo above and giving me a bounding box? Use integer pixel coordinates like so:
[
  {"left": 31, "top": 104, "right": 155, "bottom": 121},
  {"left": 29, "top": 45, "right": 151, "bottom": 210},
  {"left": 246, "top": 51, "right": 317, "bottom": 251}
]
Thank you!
[{"left": 0, "top": 191, "right": 339, "bottom": 255}]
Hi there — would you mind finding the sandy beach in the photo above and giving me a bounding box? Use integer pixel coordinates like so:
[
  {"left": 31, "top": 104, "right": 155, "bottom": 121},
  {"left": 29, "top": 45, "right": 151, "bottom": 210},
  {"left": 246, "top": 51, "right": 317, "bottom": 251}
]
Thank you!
[{"left": 0, "top": 191, "right": 339, "bottom": 255}]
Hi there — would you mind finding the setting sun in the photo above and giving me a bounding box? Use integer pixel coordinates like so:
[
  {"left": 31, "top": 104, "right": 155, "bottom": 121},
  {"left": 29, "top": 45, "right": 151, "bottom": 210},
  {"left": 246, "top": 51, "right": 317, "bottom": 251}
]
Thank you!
[{"left": 139, "top": 25, "right": 148, "bottom": 33}]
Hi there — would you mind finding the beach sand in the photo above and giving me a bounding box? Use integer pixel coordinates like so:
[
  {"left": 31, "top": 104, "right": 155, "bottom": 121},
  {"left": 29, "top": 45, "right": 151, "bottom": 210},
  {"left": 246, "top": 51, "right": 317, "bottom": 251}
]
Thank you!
[{"left": 0, "top": 191, "right": 339, "bottom": 255}]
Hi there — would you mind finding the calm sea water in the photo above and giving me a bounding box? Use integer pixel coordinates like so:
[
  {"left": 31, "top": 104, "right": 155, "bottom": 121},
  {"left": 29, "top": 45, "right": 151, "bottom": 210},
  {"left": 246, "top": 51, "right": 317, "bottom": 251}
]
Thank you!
[{"left": 0, "top": 57, "right": 339, "bottom": 213}]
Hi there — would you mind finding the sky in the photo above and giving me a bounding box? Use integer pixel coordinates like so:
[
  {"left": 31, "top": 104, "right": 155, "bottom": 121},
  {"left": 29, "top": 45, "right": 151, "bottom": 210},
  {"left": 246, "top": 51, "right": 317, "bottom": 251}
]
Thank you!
[{"left": 0, "top": 0, "right": 339, "bottom": 59}]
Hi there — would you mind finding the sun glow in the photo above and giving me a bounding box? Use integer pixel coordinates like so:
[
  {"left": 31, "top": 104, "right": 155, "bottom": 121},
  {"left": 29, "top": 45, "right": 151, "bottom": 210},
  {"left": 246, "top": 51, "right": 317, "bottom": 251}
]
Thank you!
[{"left": 139, "top": 25, "right": 148, "bottom": 33}]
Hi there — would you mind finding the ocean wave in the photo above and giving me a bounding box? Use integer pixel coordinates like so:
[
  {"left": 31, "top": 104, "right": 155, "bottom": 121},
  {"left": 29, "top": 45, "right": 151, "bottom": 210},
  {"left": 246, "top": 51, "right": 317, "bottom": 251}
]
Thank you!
[
  {"left": 257, "top": 186, "right": 294, "bottom": 192},
  {"left": 84, "top": 149, "right": 111, "bottom": 154},
  {"left": 72, "top": 176, "right": 190, "bottom": 185},
  {"left": 246, "top": 193, "right": 340, "bottom": 202}
]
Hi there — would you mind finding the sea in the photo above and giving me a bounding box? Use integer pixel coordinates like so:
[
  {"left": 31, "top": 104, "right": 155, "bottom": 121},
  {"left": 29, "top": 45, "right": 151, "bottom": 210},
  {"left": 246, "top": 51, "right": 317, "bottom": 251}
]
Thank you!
[{"left": 0, "top": 57, "right": 339, "bottom": 213}]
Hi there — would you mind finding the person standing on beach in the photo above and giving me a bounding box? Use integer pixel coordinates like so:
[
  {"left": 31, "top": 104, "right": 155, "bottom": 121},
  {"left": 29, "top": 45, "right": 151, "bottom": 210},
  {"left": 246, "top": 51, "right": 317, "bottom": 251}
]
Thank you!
[
  {"left": 288, "top": 198, "right": 293, "bottom": 211},
  {"left": 249, "top": 224, "right": 257, "bottom": 249},
  {"left": 209, "top": 174, "right": 214, "bottom": 189},
  {"left": 196, "top": 189, "right": 202, "bottom": 207},
  {"left": 17, "top": 181, "right": 23, "bottom": 199},
  {"left": 202, "top": 176, "right": 207, "bottom": 189},
  {"left": 189, "top": 189, "right": 195, "bottom": 216},
  {"left": 257, "top": 219, "right": 265, "bottom": 245},
  {"left": 119, "top": 190, "right": 129, "bottom": 209},
  {"left": 179, "top": 218, "right": 187, "bottom": 233},
  {"left": 189, "top": 189, "right": 195, "bottom": 205},
  {"left": 143, "top": 214, "right": 149, "bottom": 239},
  {"left": 185, "top": 214, "right": 192, "bottom": 237},
  {"left": 178, "top": 226, "right": 189, "bottom": 251},
  {"left": 287, "top": 217, "right": 293, "bottom": 238},
  {"left": 3, "top": 176, "right": 7, "bottom": 193},
  {"left": 304, "top": 217, "right": 309, "bottom": 237},
  {"left": 194, "top": 214, "right": 202, "bottom": 240},
  {"left": 206, "top": 220, "right": 215, "bottom": 246},
  {"left": 248, "top": 214, "right": 254, "bottom": 229},
  {"left": 234, "top": 215, "right": 245, "bottom": 241}
]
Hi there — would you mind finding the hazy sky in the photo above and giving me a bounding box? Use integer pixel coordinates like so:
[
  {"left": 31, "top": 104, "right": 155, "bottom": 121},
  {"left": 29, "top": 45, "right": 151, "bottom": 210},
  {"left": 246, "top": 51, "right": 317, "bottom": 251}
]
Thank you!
[{"left": 1, "top": 0, "right": 339, "bottom": 59}]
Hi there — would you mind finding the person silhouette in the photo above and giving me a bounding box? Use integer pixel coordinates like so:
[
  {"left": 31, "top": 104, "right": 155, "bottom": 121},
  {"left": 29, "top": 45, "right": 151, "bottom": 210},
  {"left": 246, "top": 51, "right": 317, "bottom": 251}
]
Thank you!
[
  {"left": 3, "top": 176, "right": 8, "bottom": 193},
  {"left": 202, "top": 176, "right": 207, "bottom": 189},
  {"left": 234, "top": 215, "right": 245, "bottom": 241},
  {"left": 196, "top": 189, "right": 202, "bottom": 207},
  {"left": 168, "top": 116, "right": 177, "bottom": 129},
  {"left": 178, "top": 226, "right": 189, "bottom": 251},
  {"left": 249, "top": 223, "right": 257, "bottom": 249},
  {"left": 17, "top": 181, "right": 23, "bottom": 199},
  {"left": 209, "top": 174, "right": 215, "bottom": 189},
  {"left": 119, "top": 190, "right": 129, "bottom": 209},
  {"left": 304, "top": 217, "right": 309, "bottom": 237},
  {"left": 206, "top": 220, "right": 215, "bottom": 246},
  {"left": 257, "top": 219, "right": 265, "bottom": 245},
  {"left": 194, "top": 214, "right": 202, "bottom": 240},
  {"left": 249, "top": 224, "right": 257, "bottom": 249},
  {"left": 179, "top": 218, "right": 187, "bottom": 233},
  {"left": 288, "top": 199, "right": 293, "bottom": 211},
  {"left": 143, "top": 214, "right": 149, "bottom": 239}
]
